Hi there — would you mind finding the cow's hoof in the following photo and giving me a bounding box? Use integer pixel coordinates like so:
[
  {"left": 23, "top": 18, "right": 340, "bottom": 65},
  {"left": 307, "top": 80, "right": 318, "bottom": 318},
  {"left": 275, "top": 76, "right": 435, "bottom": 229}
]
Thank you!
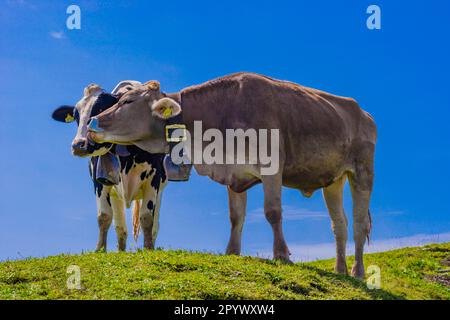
[
  {"left": 351, "top": 264, "right": 365, "bottom": 279},
  {"left": 117, "top": 236, "right": 127, "bottom": 252},
  {"left": 274, "top": 256, "right": 293, "bottom": 264},
  {"left": 335, "top": 262, "right": 348, "bottom": 275},
  {"left": 95, "top": 247, "right": 107, "bottom": 253},
  {"left": 143, "top": 242, "right": 155, "bottom": 250},
  {"left": 226, "top": 250, "right": 241, "bottom": 255},
  {"left": 225, "top": 244, "right": 241, "bottom": 255}
]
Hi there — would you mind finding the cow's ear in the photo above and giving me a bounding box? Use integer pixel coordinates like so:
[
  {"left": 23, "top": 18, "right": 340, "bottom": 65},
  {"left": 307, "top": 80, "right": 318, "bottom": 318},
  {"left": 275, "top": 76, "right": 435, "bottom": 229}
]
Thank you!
[
  {"left": 144, "top": 80, "right": 160, "bottom": 91},
  {"left": 111, "top": 80, "right": 142, "bottom": 97},
  {"left": 52, "top": 105, "right": 75, "bottom": 123},
  {"left": 150, "top": 98, "right": 181, "bottom": 119}
]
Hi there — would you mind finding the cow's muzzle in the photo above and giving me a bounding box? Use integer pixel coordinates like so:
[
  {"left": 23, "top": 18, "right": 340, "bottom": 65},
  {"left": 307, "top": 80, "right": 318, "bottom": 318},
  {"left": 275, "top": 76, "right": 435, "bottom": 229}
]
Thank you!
[{"left": 72, "top": 138, "right": 88, "bottom": 157}]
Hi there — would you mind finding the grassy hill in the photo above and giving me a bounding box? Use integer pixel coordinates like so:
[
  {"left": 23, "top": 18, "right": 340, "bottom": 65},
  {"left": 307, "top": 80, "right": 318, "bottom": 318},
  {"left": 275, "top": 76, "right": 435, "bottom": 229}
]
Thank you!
[{"left": 0, "top": 243, "right": 449, "bottom": 300}]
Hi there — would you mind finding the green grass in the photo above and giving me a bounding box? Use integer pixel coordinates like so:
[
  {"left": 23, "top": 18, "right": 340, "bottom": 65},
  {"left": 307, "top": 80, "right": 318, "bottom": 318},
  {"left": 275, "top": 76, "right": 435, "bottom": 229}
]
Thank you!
[{"left": 0, "top": 243, "right": 449, "bottom": 300}]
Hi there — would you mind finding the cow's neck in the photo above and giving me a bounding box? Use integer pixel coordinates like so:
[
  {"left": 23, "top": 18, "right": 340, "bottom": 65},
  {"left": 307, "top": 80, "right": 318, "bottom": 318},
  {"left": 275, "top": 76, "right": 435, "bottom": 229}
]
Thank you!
[
  {"left": 170, "top": 90, "right": 205, "bottom": 131},
  {"left": 165, "top": 89, "right": 215, "bottom": 135}
]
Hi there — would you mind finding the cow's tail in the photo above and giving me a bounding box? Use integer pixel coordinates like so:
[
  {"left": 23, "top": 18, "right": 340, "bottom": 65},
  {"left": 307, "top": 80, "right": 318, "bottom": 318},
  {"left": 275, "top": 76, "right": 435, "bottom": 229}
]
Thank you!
[
  {"left": 366, "top": 209, "right": 372, "bottom": 245},
  {"left": 132, "top": 200, "right": 141, "bottom": 242}
]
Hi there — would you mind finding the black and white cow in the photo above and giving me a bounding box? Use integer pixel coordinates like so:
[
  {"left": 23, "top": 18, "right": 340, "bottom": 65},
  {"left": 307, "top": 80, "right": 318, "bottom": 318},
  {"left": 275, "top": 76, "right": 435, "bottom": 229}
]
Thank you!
[{"left": 52, "top": 81, "right": 168, "bottom": 251}]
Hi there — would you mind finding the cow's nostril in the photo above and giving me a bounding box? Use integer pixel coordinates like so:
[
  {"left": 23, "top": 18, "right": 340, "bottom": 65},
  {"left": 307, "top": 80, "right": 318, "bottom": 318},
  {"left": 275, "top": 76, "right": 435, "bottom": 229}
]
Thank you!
[{"left": 72, "top": 139, "right": 88, "bottom": 151}]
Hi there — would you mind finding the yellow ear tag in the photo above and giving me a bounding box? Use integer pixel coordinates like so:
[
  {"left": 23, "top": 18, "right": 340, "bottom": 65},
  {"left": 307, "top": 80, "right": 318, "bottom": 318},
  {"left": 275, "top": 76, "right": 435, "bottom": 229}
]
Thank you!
[
  {"left": 163, "top": 108, "right": 172, "bottom": 118},
  {"left": 65, "top": 114, "right": 75, "bottom": 122}
]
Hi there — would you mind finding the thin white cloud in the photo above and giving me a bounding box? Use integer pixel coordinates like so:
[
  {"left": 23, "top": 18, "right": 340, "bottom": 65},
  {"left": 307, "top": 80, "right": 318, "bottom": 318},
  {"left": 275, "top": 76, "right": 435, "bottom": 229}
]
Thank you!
[
  {"left": 372, "top": 208, "right": 406, "bottom": 216},
  {"left": 251, "top": 232, "right": 450, "bottom": 262},
  {"left": 248, "top": 205, "right": 328, "bottom": 223},
  {"left": 246, "top": 206, "right": 405, "bottom": 223},
  {"left": 49, "top": 31, "right": 65, "bottom": 40}
]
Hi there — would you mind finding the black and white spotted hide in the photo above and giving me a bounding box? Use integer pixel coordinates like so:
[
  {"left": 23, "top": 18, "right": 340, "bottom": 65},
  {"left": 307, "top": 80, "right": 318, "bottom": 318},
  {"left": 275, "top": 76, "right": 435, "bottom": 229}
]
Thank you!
[{"left": 53, "top": 85, "right": 168, "bottom": 252}]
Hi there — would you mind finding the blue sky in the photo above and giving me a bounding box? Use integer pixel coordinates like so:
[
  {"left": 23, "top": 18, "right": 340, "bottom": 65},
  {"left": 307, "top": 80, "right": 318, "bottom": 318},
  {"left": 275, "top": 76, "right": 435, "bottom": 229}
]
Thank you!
[{"left": 1, "top": 0, "right": 449, "bottom": 261}]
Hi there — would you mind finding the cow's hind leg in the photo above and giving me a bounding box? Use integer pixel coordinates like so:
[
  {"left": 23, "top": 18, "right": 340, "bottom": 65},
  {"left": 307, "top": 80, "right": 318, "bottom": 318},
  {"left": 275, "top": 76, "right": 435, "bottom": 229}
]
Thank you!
[
  {"left": 226, "top": 187, "right": 247, "bottom": 255},
  {"left": 139, "top": 203, "right": 155, "bottom": 250},
  {"left": 262, "top": 174, "right": 290, "bottom": 262},
  {"left": 323, "top": 175, "right": 348, "bottom": 275},
  {"left": 111, "top": 197, "right": 127, "bottom": 251},
  {"left": 348, "top": 146, "right": 375, "bottom": 279},
  {"left": 95, "top": 187, "right": 113, "bottom": 252},
  {"left": 150, "top": 182, "right": 167, "bottom": 246},
  {"left": 140, "top": 180, "right": 162, "bottom": 250}
]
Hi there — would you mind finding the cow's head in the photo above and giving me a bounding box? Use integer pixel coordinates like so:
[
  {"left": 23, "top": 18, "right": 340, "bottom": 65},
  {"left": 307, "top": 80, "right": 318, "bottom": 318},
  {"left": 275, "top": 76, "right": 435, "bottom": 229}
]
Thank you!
[
  {"left": 52, "top": 81, "right": 141, "bottom": 157},
  {"left": 87, "top": 81, "right": 181, "bottom": 154}
]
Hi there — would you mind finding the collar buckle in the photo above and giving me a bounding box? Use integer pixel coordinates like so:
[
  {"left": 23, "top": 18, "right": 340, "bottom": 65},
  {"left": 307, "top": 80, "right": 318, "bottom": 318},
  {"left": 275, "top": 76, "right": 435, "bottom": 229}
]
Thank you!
[{"left": 165, "top": 124, "right": 187, "bottom": 142}]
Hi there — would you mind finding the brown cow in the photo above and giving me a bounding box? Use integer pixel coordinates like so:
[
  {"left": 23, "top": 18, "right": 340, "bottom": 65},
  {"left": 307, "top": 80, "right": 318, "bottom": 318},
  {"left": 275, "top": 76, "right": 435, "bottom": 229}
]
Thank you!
[{"left": 87, "top": 72, "right": 377, "bottom": 278}]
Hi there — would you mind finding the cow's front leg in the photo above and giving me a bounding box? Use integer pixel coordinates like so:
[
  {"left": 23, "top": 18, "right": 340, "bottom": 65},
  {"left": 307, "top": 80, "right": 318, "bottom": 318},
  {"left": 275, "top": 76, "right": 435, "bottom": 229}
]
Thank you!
[
  {"left": 226, "top": 187, "right": 247, "bottom": 255},
  {"left": 262, "top": 174, "right": 291, "bottom": 262},
  {"left": 111, "top": 197, "right": 127, "bottom": 251},
  {"left": 95, "top": 186, "right": 113, "bottom": 252}
]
